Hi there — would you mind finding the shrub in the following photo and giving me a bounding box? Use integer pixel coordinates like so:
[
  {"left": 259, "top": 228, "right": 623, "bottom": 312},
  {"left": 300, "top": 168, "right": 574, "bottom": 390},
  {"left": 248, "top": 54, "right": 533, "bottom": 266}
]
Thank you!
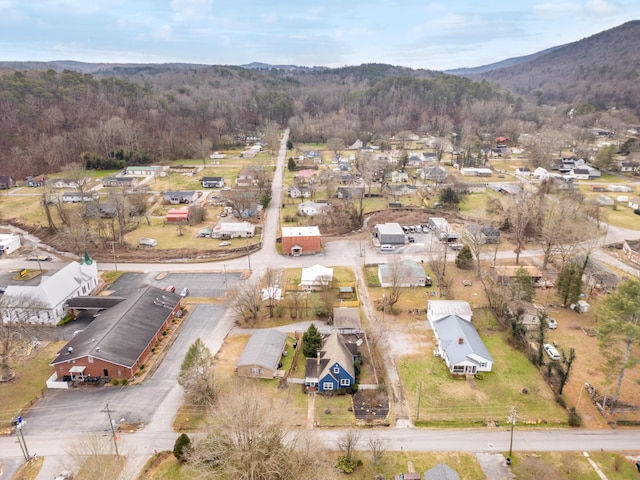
[
  {"left": 635, "top": 209, "right": 640, "bottom": 215},
  {"left": 351, "top": 383, "right": 359, "bottom": 394},
  {"left": 555, "top": 394, "right": 567, "bottom": 409},
  {"left": 121, "top": 378, "right": 128, "bottom": 385},
  {"left": 111, "top": 379, "right": 120, "bottom": 386},
  {"left": 336, "top": 455, "right": 362, "bottom": 474},
  {"left": 568, "top": 407, "right": 582, "bottom": 427},
  {"left": 173, "top": 433, "right": 191, "bottom": 462}
]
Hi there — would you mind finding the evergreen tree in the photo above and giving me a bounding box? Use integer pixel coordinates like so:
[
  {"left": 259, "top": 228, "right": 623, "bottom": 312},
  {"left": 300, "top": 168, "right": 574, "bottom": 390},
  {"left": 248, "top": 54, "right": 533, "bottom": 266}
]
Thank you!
[
  {"left": 455, "top": 245, "right": 474, "bottom": 270},
  {"left": 556, "top": 262, "right": 583, "bottom": 306},
  {"left": 286, "top": 139, "right": 293, "bottom": 150},
  {"left": 511, "top": 266, "right": 535, "bottom": 302},
  {"left": 287, "top": 157, "right": 297, "bottom": 171},
  {"left": 173, "top": 433, "right": 191, "bottom": 462},
  {"left": 302, "top": 323, "right": 323, "bottom": 358}
]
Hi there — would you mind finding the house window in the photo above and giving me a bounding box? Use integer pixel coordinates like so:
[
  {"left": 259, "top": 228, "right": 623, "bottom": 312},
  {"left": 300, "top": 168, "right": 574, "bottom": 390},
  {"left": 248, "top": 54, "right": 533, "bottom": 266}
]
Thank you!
[
  {"left": 452, "top": 365, "right": 465, "bottom": 373},
  {"left": 340, "top": 378, "right": 351, "bottom": 387},
  {"left": 480, "top": 362, "right": 487, "bottom": 368},
  {"left": 323, "top": 382, "right": 334, "bottom": 391},
  {"left": 88, "top": 356, "right": 94, "bottom": 363},
  {"left": 333, "top": 366, "right": 340, "bottom": 374}
]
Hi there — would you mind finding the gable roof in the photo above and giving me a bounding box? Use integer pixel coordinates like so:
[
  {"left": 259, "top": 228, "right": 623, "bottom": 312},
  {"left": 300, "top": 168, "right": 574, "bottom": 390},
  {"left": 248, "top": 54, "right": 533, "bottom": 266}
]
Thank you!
[
  {"left": 282, "top": 226, "right": 320, "bottom": 237},
  {"left": 301, "top": 264, "right": 333, "bottom": 285},
  {"left": 236, "top": 329, "right": 288, "bottom": 371},
  {"left": 425, "top": 463, "right": 460, "bottom": 480},
  {"left": 434, "top": 315, "right": 493, "bottom": 366},
  {"left": 51, "top": 286, "right": 181, "bottom": 368},
  {"left": 333, "top": 307, "right": 361, "bottom": 331},
  {"left": 306, "top": 332, "right": 355, "bottom": 380},
  {"left": 5, "top": 261, "right": 96, "bottom": 308},
  {"left": 378, "top": 259, "right": 427, "bottom": 282},
  {"left": 428, "top": 300, "right": 472, "bottom": 323}
]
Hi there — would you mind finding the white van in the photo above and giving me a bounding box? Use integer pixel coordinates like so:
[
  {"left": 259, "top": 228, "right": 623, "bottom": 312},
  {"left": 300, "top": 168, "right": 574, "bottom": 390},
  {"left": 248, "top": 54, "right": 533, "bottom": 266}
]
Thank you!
[
  {"left": 139, "top": 237, "right": 158, "bottom": 247},
  {"left": 380, "top": 244, "right": 395, "bottom": 251}
]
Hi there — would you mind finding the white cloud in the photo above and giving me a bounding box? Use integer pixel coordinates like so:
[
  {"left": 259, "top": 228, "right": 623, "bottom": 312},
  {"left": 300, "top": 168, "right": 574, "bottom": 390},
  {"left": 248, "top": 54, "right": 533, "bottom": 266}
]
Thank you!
[
  {"left": 40, "top": 0, "right": 124, "bottom": 15},
  {"left": 586, "top": 0, "right": 618, "bottom": 15},
  {"left": 152, "top": 25, "right": 173, "bottom": 41},
  {"left": 532, "top": 1, "right": 581, "bottom": 18},
  {"left": 170, "top": 0, "right": 213, "bottom": 23}
]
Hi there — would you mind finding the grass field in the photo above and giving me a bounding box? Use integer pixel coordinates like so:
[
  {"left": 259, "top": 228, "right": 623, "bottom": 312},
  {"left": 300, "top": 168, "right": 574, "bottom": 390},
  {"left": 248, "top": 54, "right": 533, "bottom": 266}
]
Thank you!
[{"left": 398, "top": 309, "right": 567, "bottom": 427}]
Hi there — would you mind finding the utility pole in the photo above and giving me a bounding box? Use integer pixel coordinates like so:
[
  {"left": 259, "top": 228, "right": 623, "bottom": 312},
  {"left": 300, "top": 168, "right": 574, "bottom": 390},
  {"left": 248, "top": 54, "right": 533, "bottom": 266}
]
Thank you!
[
  {"left": 507, "top": 405, "right": 517, "bottom": 464},
  {"left": 103, "top": 403, "right": 120, "bottom": 458},
  {"left": 110, "top": 241, "right": 118, "bottom": 273},
  {"left": 223, "top": 264, "right": 228, "bottom": 296},
  {"left": 13, "top": 416, "right": 31, "bottom": 462},
  {"left": 415, "top": 381, "right": 422, "bottom": 422}
]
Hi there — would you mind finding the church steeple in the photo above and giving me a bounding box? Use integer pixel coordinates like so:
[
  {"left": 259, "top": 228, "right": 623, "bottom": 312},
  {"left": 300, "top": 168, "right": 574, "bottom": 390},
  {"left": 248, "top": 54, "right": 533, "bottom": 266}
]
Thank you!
[{"left": 81, "top": 249, "right": 93, "bottom": 265}]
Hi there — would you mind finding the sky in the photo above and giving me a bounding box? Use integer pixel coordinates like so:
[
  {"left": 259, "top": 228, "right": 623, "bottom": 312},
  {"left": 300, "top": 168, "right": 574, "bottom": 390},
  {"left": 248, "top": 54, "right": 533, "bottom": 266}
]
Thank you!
[{"left": 1, "top": 1, "right": 639, "bottom": 71}]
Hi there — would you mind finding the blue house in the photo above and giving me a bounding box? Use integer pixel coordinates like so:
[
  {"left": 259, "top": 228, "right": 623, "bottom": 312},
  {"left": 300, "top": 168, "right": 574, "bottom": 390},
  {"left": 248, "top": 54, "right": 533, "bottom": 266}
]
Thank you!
[{"left": 305, "top": 332, "right": 357, "bottom": 392}]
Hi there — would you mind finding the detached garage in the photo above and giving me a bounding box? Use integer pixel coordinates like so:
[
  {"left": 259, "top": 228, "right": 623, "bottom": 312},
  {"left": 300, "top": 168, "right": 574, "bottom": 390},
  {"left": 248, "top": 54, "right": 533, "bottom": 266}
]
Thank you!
[
  {"left": 236, "top": 329, "right": 288, "bottom": 379},
  {"left": 0, "top": 234, "right": 21, "bottom": 255},
  {"left": 375, "top": 223, "right": 405, "bottom": 245}
]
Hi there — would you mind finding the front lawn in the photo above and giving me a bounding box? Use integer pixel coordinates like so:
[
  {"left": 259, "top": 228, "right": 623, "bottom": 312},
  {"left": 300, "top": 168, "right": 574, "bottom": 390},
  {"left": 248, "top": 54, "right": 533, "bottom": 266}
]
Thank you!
[
  {"left": 314, "top": 393, "right": 355, "bottom": 427},
  {"left": 399, "top": 310, "right": 567, "bottom": 427}
]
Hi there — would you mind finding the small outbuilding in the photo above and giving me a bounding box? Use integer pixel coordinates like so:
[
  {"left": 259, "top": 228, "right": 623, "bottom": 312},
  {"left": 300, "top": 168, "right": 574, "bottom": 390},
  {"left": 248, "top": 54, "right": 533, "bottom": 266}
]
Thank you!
[
  {"left": 333, "top": 307, "right": 362, "bottom": 334},
  {"left": 300, "top": 264, "right": 334, "bottom": 289},
  {"left": 236, "top": 329, "right": 288, "bottom": 379},
  {"left": 374, "top": 223, "right": 405, "bottom": 245},
  {"left": 0, "top": 234, "right": 21, "bottom": 256}
]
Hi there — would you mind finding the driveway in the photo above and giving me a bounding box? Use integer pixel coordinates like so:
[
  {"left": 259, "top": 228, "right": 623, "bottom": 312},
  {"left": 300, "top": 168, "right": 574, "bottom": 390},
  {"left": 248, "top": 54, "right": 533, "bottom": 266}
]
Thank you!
[{"left": 108, "top": 271, "right": 241, "bottom": 298}]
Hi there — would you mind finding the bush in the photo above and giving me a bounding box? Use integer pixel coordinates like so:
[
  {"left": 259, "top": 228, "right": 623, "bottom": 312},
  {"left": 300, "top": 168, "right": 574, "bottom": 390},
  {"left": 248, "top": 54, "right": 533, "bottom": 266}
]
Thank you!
[
  {"left": 111, "top": 379, "right": 120, "bottom": 386},
  {"left": 635, "top": 209, "right": 640, "bottom": 215},
  {"left": 173, "top": 433, "right": 191, "bottom": 462},
  {"left": 555, "top": 394, "right": 567, "bottom": 409},
  {"left": 336, "top": 455, "right": 362, "bottom": 474},
  {"left": 121, "top": 378, "right": 128, "bottom": 385},
  {"left": 568, "top": 407, "right": 582, "bottom": 427},
  {"left": 351, "top": 383, "right": 359, "bottom": 394},
  {"left": 314, "top": 305, "right": 331, "bottom": 318}
]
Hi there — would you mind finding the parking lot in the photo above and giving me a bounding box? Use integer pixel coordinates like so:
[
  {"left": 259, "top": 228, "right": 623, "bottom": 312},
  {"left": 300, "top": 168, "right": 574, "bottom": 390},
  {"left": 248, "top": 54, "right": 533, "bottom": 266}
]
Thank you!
[{"left": 110, "top": 271, "right": 242, "bottom": 298}]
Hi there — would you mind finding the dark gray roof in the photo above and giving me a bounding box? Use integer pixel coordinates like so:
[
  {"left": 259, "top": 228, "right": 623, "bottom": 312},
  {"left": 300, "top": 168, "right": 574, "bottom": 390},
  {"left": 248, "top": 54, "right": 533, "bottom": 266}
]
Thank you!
[
  {"left": 425, "top": 463, "right": 460, "bottom": 480},
  {"left": 65, "top": 296, "right": 125, "bottom": 309},
  {"left": 333, "top": 307, "right": 361, "bottom": 330},
  {"left": 52, "top": 287, "right": 181, "bottom": 369},
  {"left": 236, "top": 329, "right": 288, "bottom": 371}
]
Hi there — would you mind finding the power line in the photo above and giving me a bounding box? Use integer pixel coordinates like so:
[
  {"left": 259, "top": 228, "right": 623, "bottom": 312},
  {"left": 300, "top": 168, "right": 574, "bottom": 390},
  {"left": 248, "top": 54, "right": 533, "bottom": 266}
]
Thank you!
[{"left": 102, "top": 403, "right": 120, "bottom": 458}]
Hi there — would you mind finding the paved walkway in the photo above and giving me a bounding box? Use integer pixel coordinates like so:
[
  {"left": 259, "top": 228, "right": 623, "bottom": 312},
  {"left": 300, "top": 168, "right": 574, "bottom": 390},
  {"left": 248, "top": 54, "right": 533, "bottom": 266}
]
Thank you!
[
  {"left": 307, "top": 391, "right": 316, "bottom": 429},
  {"left": 475, "top": 452, "right": 515, "bottom": 480}
]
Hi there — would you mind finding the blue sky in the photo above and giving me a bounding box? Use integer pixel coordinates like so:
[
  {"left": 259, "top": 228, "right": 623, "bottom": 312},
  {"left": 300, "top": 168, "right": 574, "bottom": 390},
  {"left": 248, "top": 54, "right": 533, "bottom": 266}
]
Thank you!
[{"left": 1, "top": 1, "right": 639, "bottom": 70}]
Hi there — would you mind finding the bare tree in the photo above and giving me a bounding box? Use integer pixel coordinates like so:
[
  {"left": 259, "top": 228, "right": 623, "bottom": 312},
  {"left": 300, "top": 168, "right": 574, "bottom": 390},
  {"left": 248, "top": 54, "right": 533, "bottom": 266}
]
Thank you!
[
  {"left": 463, "top": 224, "right": 486, "bottom": 277},
  {"left": 326, "top": 137, "right": 345, "bottom": 162},
  {"left": 187, "top": 383, "right": 333, "bottom": 480},
  {"left": 65, "top": 433, "right": 127, "bottom": 480},
  {"left": 368, "top": 435, "right": 387, "bottom": 465},
  {"left": 262, "top": 268, "right": 280, "bottom": 318},
  {"left": 1, "top": 294, "right": 48, "bottom": 381},
  {"left": 228, "top": 279, "right": 263, "bottom": 327},
  {"left": 383, "top": 256, "right": 410, "bottom": 310},
  {"left": 178, "top": 338, "right": 219, "bottom": 407},
  {"left": 504, "top": 190, "right": 539, "bottom": 265}
]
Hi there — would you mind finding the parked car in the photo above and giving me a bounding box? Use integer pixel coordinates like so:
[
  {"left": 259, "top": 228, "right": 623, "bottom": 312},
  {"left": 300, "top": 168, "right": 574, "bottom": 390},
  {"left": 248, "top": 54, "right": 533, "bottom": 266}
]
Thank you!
[
  {"left": 180, "top": 287, "right": 190, "bottom": 297},
  {"left": 164, "top": 285, "right": 176, "bottom": 293},
  {"left": 544, "top": 343, "right": 560, "bottom": 360},
  {"left": 408, "top": 236, "right": 415, "bottom": 243},
  {"left": 219, "top": 241, "right": 231, "bottom": 247},
  {"left": 546, "top": 317, "right": 558, "bottom": 329}
]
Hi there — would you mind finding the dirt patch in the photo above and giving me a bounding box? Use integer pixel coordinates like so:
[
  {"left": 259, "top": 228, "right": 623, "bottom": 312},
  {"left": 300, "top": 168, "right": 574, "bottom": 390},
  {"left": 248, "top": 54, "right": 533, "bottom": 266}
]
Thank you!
[{"left": 353, "top": 389, "right": 390, "bottom": 422}]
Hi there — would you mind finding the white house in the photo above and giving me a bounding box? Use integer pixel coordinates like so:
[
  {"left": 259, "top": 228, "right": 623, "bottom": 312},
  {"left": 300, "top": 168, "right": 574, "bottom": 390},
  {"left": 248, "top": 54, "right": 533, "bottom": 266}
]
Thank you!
[
  {"left": 427, "top": 300, "right": 473, "bottom": 324},
  {"left": 532, "top": 167, "right": 550, "bottom": 180},
  {"left": 300, "top": 265, "right": 334, "bottom": 290},
  {"left": 431, "top": 314, "right": 493, "bottom": 375},
  {"left": 378, "top": 260, "right": 427, "bottom": 287},
  {"left": 0, "top": 234, "right": 21, "bottom": 255},
  {"left": 515, "top": 167, "right": 531, "bottom": 177},
  {"left": 297, "top": 201, "right": 330, "bottom": 216},
  {"left": 1, "top": 253, "right": 99, "bottom": 325},
  {"left": 628, "top": 197, "right": 640, "bottom": 210}
]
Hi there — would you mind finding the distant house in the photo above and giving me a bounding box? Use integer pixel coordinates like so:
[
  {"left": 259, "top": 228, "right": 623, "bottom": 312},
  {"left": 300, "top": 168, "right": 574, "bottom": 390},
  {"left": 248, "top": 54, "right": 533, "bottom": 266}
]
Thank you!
[
  {"left": 215, "top": 221, "right": 255, "bottom": 238},
  {"left": 166, "top": 207, "right": 190, "bottom": 223},
  {"left": 571, "top": 167, "right": 600, "bottom": 180},
  {"left": 300, "top": 264, "right": 334, "bottom": 289},
  {"left": 49, "top": 178, "right": 83, "bottom": 189},
  {"left": 288, "top": 186, "right": 311, "bottom": 199},
  {"left": 125, "top": 166, "right": 161, "bottom": 176},
  {"left": 619, "top": 161, "right": 640, "bottom": 174},
  {"left": 431, "top": 314, "right": 493, "bottom": 375},
  {"left": 281, "top": 226, "right": 321, "bottom": 256},
  {"left": 507, "top": 300, "right": 541, "bottom": 330},
  {"left": 0, "top": 175, "right": 16, "bottom": 189},
  {"left": 532, "top": 167, "right": 550, "bottom": 180},
  {"left": 336, "top": 186, "right": 364, "bottom": 199},
  {"left": 297, "top": 201, "right": 330, "bottom": 216},
  {"left": 2, "top": 253, "right": 98, "bottom": 325},
  {"left": 420, "top": 166, "right": 447, "bottom": 182},
  {"left": 294, "top": 169, "right": 315, "bottom": 183},
  {"left": 333, "top": 307, "right": 362, "bottom": 334},
  {"left": 628, "top": 197, "right": 640, "bottom": 210},
  {"left": 609, "top": 185, "right": 635, "bottom": 193},
  {"left": 596, "top": 194, "right": 614, "bottom": 206},
  {"left": 25, "top": 175, "right": 46, "bottom": 187},
  {"left": 387, "top": 184, "right": 417, "bottom": 196},
  {"left": 0, "top": 234, "right": 21, "bottom": 255},
  {"left": 375, "top": 223, "right": 405, "bottom": 245},
  {"left": 236, "top": 166, "right": 263, "bottom": 186},
  {"left": 201, "top": 176, "right": 224, "bottom": 188},
  {"left": 623, "top": 239, "right": 640, "bottom": 265},
  {"left": 349, "top": 139, "right": 364, "bottom": 150},
  {"left": 164, "top": 190, "right": 198, "bottom": 204},
  {"left": 378, "top": 260, "right": 427, "bottom": 287},
  {"left": 515, "top": 167, "right": 531, "bottom": 177},
  {"left": 304, "top": 332, "right": 357, "bottom": 393},
  {"left": 391, "top": 171, "right": 409, "bottom": 183},
  {"left": 491, "top": 265, "right": 542, "bottom": 285},
  {"left": 466, "top": 224, "right": 500, "bottom": 244},
  {"left": 50, "top": 286, "right": 181, "bottom": 381},
  {"left": 61, "top": 191, "right": 98, "bottom": 203},
  {"left": 427, "top": 300, "right": 473, "bottom": 324},
  {"left": 460, "top": 168, "right": 492, "bottom": 177},
  {"left": 236, "top": 329, "right": 288, "bottom": 379},
  {"left": 102, "top": 175, "right": 139, "bottom": 188}
]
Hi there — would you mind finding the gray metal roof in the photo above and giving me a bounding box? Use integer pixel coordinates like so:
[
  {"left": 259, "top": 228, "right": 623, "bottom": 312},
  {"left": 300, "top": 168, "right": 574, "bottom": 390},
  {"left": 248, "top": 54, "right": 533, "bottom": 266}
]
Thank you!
[
  {"left": 52, "top": 287, "right": 181, "bottom": 369},
  {"left": 376, "top": 222, "right": 404, "bottom": 236},
  {"left": 236, "top": 329, "right": 288, "bottom": 370},
  {"left": 424, "top": 463, "right": 460, "bottom": 480},
  {"left": 65, "top": 296, "right": 125, "bottom": 309},
  {"left": 434, "top": 315, "right": 493, "bottom": 366}
]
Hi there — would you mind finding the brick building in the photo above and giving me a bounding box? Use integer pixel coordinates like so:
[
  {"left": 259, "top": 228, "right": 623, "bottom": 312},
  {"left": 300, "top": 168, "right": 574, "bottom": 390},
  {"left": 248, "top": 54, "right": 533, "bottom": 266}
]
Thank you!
[{"left": 281, "top": 226, "right": 321, "bottom": 256}]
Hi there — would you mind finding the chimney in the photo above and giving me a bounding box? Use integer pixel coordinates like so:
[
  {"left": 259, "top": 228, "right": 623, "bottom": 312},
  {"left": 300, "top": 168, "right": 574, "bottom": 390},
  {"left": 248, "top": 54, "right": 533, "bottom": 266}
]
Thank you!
[
  {"left": 317, "top": 351, "right": 321, "bottom": 370},
  {"left": 458, "top": 338, "right": 464, "bottom": 344}
]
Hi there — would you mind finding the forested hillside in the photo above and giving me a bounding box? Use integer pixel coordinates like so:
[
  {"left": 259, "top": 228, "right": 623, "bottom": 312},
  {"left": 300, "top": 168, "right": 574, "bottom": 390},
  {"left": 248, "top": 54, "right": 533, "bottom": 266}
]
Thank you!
[
  {"left": 465, "top": 21, "right": 640, "bottom": 115},
  {"left": 0, "top": 64, "right": 514, "bottom": 178}
]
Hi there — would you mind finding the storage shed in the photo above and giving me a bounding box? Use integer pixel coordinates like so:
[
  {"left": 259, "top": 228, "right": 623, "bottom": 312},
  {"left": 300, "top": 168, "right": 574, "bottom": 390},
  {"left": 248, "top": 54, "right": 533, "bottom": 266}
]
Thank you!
[
  {"left": 236, "top": 330, "right": 288, "bottom": 379},
  {"left": 374, "top": 223, "right": 405, "bottom": 245}
]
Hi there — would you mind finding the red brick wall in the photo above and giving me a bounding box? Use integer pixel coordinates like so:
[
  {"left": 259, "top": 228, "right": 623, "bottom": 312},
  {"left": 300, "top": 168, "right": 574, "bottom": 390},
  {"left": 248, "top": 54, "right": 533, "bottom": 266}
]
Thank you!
[{"left": 281, "top": 235, "right": 321, "bottom": 255}]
